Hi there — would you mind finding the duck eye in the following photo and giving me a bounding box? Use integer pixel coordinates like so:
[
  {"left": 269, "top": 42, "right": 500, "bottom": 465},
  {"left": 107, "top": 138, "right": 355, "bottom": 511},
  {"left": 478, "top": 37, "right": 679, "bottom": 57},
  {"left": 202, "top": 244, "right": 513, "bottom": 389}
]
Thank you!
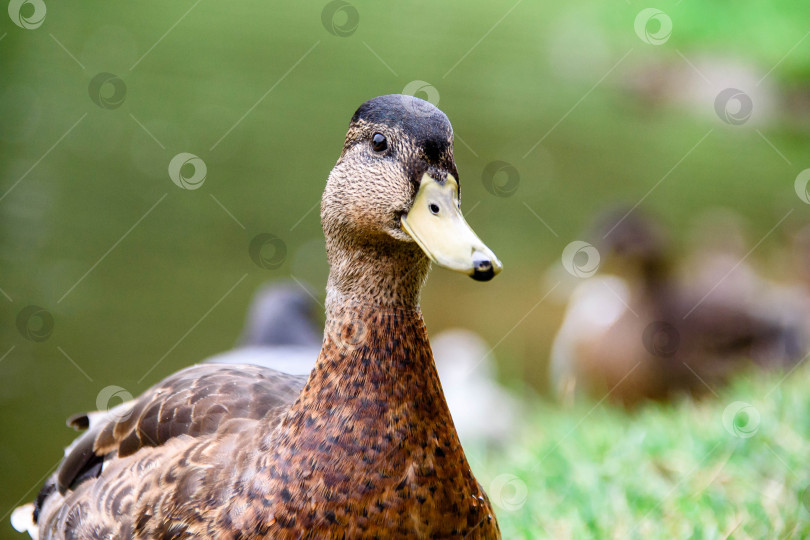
[{"left": 371, "top": 133, "right": 388, "bottom": 152}]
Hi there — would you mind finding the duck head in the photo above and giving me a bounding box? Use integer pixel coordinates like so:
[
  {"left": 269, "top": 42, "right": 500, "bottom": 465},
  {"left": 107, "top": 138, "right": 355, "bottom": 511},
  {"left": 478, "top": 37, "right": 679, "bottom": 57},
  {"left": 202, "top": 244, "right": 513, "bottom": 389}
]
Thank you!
[
  {"left": 322, "top": 94, "right": 502, "bottom": 290},
  {"left": 594, "top": 207, "right": 669, "bottom": 287}
]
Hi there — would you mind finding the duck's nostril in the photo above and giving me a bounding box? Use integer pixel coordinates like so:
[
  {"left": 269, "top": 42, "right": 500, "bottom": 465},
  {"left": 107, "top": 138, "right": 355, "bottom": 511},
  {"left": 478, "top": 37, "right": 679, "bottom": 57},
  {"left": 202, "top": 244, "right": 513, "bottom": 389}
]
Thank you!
[
  {"left": 475, "top": 259, "right": 492, "bottom": 271},
  {"left": 429, "top": 203, "right": 440, "bottom": 215},
  {"left": 471, "top": 255, "right": 494, "bottom": 281}
]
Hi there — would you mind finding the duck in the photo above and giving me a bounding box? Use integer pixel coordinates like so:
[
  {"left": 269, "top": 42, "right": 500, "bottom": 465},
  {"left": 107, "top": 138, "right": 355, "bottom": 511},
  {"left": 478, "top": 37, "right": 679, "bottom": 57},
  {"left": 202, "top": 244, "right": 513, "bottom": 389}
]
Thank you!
[
  {"left": 14, "top": 95, "right": 503, "bottom": 539},
  {"left": 678, "top": 210, "right": 809, "bottom": 368},
  {"left": 431, "top": 329, "right": 519, "bottom": 449},
  {"left": 217, "top": 283, "right": 518, "bottom": 448},
  {"left": 203, "top": 281, "right": 322, "bottom": 375},
  {"left": 550, "top": 208, "right": 799, "bottom": 407},
  {"left": 238, "top": 282, "right": 322, "bottom": 349}
]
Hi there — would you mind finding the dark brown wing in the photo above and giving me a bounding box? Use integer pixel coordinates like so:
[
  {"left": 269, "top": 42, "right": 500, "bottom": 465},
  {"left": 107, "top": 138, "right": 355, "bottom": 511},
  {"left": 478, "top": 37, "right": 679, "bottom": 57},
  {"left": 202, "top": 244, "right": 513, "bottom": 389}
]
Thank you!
[{"left": 54, "top": 363, "right": 306, "bottom": 495}]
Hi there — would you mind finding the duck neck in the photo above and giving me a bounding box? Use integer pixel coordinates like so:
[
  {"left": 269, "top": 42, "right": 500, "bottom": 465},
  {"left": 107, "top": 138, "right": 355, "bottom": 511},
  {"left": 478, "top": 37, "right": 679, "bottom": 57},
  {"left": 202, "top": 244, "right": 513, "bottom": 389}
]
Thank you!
[
  {"left": 324, "top": 236, "right": 431, "bottom": 309},
  {"left": 281, "top": 300, "right": 453, "bottom": 442},
  {"left": 638, "top": 255, "right": 677, "bottom": 314},
  {"left": 277, "top": 237, "right": 454, "bottom": 449},
  {"left": 255, "top": 299, "right": 495, "bottom": 534}
]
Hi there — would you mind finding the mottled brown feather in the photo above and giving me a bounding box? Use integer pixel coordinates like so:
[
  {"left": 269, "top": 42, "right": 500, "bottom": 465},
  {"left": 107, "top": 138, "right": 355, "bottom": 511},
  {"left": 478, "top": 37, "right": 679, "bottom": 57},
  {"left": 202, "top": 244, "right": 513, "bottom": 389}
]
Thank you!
[{"left": 55, "top": 364, "right": 305, "bottom": 494}]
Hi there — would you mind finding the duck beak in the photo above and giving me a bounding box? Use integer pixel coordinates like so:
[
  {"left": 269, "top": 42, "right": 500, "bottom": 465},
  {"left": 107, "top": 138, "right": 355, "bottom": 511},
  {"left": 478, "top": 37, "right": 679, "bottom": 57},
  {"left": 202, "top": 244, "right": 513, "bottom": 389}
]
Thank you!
[{"left": 401, "top": 173, "right": 502, "bottom": 281}]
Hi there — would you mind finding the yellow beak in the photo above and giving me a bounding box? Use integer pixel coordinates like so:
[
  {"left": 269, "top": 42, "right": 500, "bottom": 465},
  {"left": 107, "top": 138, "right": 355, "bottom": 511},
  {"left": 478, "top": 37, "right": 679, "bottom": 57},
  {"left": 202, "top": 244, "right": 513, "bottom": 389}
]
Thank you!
[{"left": 401, "top": 173, "right": 502, "bottom": 281}]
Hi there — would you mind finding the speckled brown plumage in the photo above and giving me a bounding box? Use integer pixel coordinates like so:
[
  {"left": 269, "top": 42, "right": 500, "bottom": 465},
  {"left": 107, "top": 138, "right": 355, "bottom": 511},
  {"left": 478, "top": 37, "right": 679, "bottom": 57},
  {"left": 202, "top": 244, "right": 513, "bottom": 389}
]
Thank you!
[
  {"left": 54, "top": 365, "right": 306, "bottom": 494},
  {"left": 24, "top": 95, "right": 500, "bottom": 539}
]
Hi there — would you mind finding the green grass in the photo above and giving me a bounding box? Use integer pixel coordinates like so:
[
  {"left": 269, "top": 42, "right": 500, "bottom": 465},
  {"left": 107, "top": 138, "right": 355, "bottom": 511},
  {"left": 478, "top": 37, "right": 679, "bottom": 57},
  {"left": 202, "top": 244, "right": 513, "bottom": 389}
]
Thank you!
[{"left": 475, "top": 364, "right": 810, "bottom": 539}]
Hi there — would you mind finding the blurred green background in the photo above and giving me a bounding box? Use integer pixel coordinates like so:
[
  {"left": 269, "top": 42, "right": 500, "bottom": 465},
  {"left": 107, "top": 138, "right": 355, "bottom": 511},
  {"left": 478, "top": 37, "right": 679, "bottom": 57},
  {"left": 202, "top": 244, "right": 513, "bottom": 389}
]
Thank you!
[{"left": 2, "top": 1, "right": 810, "bottom": 538}]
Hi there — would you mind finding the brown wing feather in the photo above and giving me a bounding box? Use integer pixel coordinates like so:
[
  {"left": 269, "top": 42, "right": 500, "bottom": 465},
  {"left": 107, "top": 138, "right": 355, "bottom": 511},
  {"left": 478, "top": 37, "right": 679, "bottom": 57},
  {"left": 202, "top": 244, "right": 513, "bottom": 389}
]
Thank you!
[{"left": 54, "top": 363, "right": 306, "bottom": 496}]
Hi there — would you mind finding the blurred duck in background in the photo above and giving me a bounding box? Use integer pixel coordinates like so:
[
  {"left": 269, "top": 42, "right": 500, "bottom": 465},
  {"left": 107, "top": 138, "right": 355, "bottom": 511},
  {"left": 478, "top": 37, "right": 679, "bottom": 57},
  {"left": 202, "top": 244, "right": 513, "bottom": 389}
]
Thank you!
[
  {"left": 777, "top": 223, "right": 810, "bottom": 354},
  {"left": 217, "top": 282, "right": 518, "bottom": 446},
  {"left": 550, "top": 208, "right": 806, "bottom": 407},
  {"left": 680, "top": 210, "right": 810, "bottom": 369},
  {"left": 431, "top": 329, "right": 519, "bottom": 448},
  {"left": 204, "top": 281, "right": 322, "bottom": 375}
]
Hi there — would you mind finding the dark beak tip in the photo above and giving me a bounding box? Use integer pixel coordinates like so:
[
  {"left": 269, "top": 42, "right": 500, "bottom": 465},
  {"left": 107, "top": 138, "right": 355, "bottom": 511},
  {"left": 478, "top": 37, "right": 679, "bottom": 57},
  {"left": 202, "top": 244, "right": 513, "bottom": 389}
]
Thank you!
[
  {"left": 471, "top": 256, "right": 496, "bottom": 281},
  {"left": 471, "top": 266, "right": 495, "bottom": 282}
]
